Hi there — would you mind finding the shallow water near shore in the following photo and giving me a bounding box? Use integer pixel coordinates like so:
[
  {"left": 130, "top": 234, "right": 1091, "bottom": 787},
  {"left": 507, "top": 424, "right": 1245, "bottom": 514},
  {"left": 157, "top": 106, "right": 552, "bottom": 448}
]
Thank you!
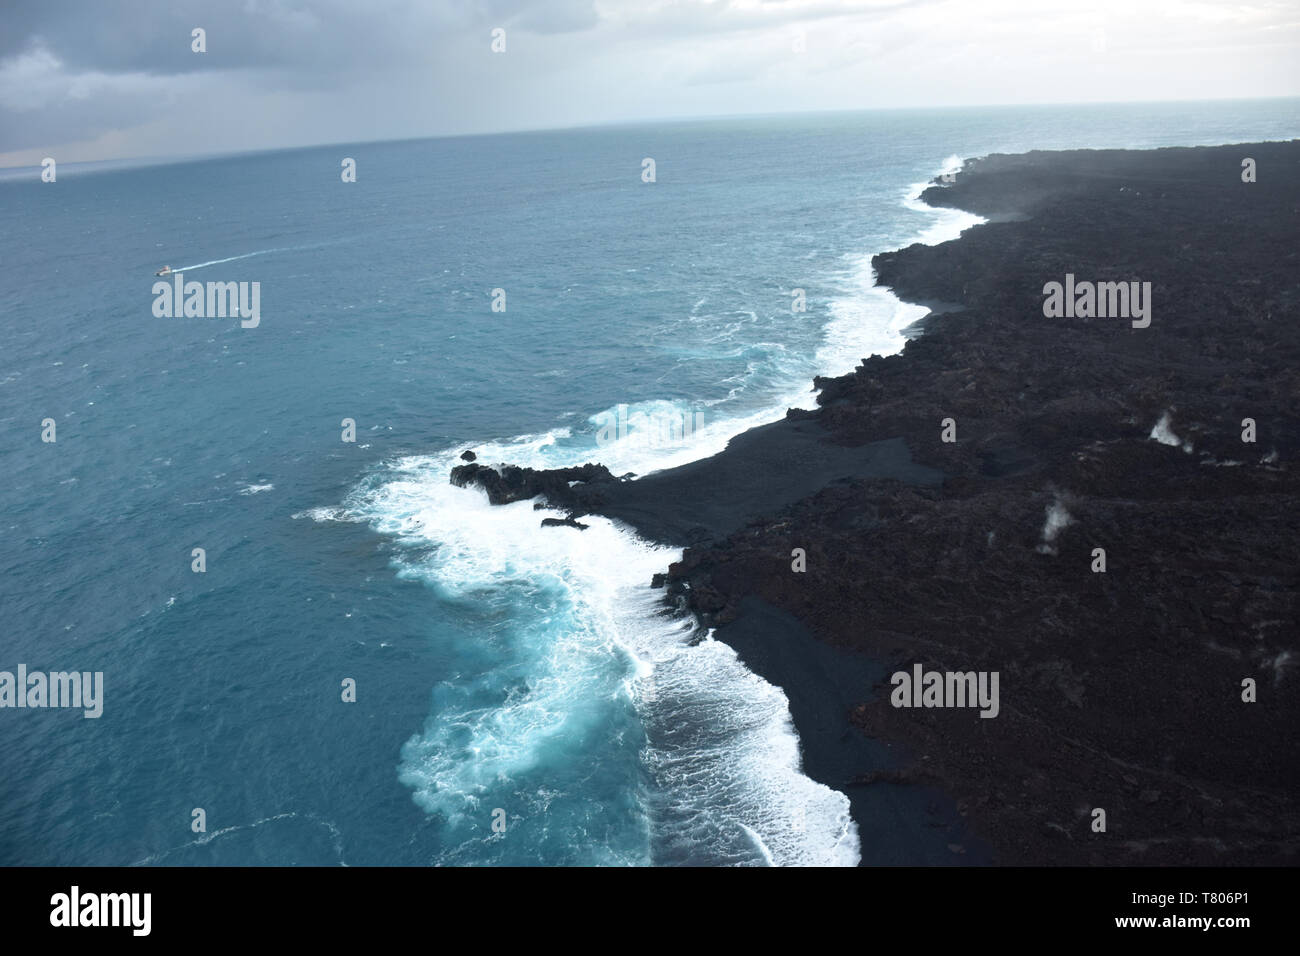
[{"left": 2, "top": 100, "right": 1297, "bottom": 865}]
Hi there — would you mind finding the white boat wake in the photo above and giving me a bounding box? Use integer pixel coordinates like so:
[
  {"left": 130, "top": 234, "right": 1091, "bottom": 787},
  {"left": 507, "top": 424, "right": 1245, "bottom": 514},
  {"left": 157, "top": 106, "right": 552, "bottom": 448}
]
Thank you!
[
  {"left": 174, "top": 248, "right": 289, "bottom": 272},
  {"left": 172, "top": 239, "right": 345, "bottom": 273}
]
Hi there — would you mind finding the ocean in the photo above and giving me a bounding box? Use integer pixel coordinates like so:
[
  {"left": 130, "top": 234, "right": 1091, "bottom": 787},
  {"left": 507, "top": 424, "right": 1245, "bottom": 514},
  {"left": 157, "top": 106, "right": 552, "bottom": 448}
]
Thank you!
[{"left": 2, "top": 99, "right": 1297, "bottom": 866}]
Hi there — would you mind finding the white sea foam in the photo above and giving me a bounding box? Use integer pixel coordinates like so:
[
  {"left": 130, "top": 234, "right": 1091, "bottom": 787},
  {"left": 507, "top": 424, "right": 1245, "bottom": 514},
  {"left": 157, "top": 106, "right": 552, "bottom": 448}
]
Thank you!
[
  {"left": 580, "top": 157, "right": 986, "bottom": 472},
  {"left": 818, "top": 157, "right": 986, "bottom": 379},
  {"left": 817, "top": 265, "right": 930, "bottom": 380},
  {"left": 343, "top": 443, "right": 860, "bottom": 866},
  {"left": 293, "top": 505, "right": 349, "bottom": 522},
  {"left": 902, "top": 155, "right": 987, "bottom": 246},
  {"left": 580, "top": 395, "right": 813, "bottom": 477}
]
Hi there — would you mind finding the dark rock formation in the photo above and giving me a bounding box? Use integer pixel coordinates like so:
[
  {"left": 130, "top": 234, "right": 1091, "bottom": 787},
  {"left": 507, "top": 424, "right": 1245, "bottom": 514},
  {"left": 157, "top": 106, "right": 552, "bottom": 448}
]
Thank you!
[
  {"left": 540, "top": 516, "right": 589, "bottom": 530},
  {"left": 449, "top": 461, "right": 616, "bottom": 508}
]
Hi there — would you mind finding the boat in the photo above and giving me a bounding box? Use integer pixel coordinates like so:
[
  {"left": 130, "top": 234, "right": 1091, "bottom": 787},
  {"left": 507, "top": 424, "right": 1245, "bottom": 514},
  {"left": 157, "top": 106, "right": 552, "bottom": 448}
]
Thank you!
[{"left": 155, "top": 265, "right": 172, "bottom": 276}]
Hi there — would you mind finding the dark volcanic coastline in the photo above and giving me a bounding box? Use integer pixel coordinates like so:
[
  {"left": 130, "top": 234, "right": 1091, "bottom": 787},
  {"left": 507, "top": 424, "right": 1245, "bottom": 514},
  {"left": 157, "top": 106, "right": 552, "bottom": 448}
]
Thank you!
[{"left": 454, "top": 140, "right": 1300, "bottom": 865}]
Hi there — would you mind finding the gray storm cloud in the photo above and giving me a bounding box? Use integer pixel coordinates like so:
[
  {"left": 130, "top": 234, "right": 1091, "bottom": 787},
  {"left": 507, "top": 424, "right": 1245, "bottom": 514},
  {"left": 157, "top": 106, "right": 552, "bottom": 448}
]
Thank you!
[{"left": 1, "top": 0, "right": 1297, "bottom": 166}]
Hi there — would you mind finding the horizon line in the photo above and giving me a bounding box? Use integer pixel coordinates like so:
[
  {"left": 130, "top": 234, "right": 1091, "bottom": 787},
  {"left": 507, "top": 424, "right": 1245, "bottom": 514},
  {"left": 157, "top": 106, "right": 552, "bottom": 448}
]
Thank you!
[{"left": 5, "top": 94, "right": 1299, "bottom": 172}]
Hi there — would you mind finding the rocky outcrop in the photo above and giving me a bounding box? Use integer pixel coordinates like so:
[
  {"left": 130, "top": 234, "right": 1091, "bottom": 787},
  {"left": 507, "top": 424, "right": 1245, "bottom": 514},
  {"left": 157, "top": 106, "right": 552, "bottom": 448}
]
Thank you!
[
  {"left": 449, "top": 461, "right": 616, "bottom": 508},
  {"left": 540, "top": 515, "right": 589, "bottom": 530}
]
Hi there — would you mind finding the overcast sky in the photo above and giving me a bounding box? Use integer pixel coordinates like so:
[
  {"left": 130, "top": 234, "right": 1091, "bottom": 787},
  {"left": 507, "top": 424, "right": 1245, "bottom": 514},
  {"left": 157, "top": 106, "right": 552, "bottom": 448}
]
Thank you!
[{"left": 2, "top": 0, "right": 1298, "bottom": 166}]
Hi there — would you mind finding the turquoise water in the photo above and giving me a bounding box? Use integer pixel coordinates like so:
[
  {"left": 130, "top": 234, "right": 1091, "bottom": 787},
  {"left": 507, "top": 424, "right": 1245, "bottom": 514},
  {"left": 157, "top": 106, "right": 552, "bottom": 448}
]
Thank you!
[{"left": 2, "top": 100, "right": 1297, "bottom": 866}]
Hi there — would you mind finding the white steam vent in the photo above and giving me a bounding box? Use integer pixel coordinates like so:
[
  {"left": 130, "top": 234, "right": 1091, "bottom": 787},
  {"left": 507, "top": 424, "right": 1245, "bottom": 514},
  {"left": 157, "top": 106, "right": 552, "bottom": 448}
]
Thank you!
[
  {"left": 1036, "top": 497, "right": 1075, "bottom": 555},
  {"left": 1148, "top": 411, "right": 1192, "bottom": 453}
]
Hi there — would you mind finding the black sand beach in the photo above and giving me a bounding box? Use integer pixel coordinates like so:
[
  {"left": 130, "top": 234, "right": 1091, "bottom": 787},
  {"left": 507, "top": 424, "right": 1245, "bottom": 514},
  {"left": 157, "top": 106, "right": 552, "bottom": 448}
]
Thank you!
[{"left": 455, "top": 140, "right": 1300, "bottom": 865}]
